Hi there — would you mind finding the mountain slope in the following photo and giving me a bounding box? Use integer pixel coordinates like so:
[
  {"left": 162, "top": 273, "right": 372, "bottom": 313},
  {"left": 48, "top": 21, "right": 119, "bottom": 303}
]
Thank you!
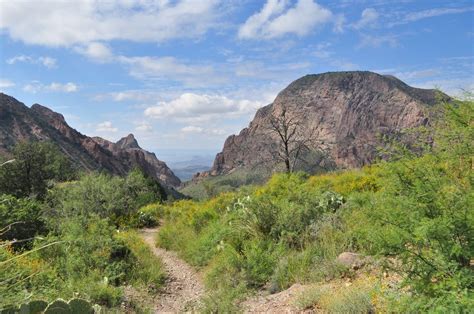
[
  {"left": 0, "top": 93, "right": 181, "bottom": 188},
  {"left": 203, "top": 71, "right": 448, "bottom": 177}
]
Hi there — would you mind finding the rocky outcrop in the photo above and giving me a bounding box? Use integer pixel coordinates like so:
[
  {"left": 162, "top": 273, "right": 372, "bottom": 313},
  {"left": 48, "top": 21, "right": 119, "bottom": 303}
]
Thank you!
[
  {"left": 0, "top": 93, "right": 181, "bottom": 188},
  {"left": 202, "top": 71, "right": 449, "bottom": 177},
  {"left": 93, "top": 134, "right": 181, "bottom": 188}
]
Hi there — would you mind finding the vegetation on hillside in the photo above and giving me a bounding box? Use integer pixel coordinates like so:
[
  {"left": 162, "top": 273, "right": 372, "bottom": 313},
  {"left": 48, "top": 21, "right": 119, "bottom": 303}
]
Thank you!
[
  {"left": 0, "top": 141, "right": 166, "bottom": 310},
  {"left": 153, "top": 100, "right": 473, "bottom": 312},
  {"left": 0, "top": 99, "right": 472, "bottom": 312}
]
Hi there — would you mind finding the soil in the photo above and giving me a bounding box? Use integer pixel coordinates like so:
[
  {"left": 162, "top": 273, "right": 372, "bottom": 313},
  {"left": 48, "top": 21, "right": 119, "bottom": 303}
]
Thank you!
[{"left": 140, "top": 228, "right": 205, "bottom": 313}]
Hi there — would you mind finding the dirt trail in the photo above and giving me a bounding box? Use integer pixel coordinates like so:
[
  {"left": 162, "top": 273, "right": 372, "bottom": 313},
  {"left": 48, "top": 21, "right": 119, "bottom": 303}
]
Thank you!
[{"left": 140, "top": 228, "right": 205, "bottom": 313}]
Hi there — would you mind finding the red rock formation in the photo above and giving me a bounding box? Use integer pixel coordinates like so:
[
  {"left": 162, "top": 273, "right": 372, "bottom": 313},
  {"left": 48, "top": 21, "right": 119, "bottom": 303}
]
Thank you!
[
  {"left": 203, "top": 71, "right": 448, "bottom": 177},
  {"left": 0, "top": 93, "right": 181, "bottom": 188}
]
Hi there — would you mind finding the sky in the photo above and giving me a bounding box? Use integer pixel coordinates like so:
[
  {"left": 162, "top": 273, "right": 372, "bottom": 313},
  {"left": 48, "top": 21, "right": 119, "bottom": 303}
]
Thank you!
[{"left": 0, "top": 0, "right": 473, "bottom": 162}]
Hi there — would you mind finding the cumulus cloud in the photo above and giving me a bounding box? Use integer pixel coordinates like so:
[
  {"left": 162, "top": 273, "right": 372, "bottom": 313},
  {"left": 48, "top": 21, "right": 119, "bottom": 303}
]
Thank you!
[
  {"left": 48, "top": 82, "right": 78, "bottom": 92},
  {"left": 238, "top": 0, "right": 333, "bottom": 39},
  {"left": 0, "top": 0, "right": 220, "bottom": 47},
  {"left": 0, "top": 79, "right": 15, "bottom": 88},
  {"left": 74, "top": 42, "right": 114, "bottom": 62},
  {"left": 353, "top": 8, "right": 378, "bottom": 29},
  {"left": 181, "top": 125, "right": 228, "bottom": 136},
  {"left": 144, "top": 93, "right": 265, "bottom": 123},
  {"left": 6, "top": 55, "right": 57, "bottom": 68},
  {"left": 135, "top": 122, "right": 153, "bottom": 132},
  {"left": 96, "top": 121, "right": 118, "bottom": 133},
  {"left": 22, "top": 81, "right": 78, "bottom": 93}
]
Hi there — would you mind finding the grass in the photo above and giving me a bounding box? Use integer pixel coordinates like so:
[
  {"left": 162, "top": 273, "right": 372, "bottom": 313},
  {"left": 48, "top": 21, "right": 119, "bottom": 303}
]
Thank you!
[
  {"left": 294, "top": 278, "right": 376, "bottom": 313},
  {"left": 116, "top": 230, "right": 165, "bottom": 289},
  {"left": 294, "top": 285, "right": 330, "bottom": 310},
  {"left": 179, "top": 167, "right": 270, "bottom": 200}
]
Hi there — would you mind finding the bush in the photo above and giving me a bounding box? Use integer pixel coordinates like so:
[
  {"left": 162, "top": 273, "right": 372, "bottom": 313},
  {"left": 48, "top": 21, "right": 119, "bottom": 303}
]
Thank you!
[
  {"left": 116, "top": 230, "right": 165, "bottom": 288},
  {"left": 44, "top": 169, "right": 164, "bottom": 227},
  {"left": 0, "top": 141, "right": 76, "bottom": 199},
  {"left": 155, "top": 101, "right": 473, "bottom": 312},
  {"left": 0, "top": 195, "right": 45, "bottom": 249}
]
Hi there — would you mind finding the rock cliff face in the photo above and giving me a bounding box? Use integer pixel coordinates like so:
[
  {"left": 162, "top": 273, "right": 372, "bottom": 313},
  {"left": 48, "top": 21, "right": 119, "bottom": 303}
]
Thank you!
[
  {"left": 0, "top": 93, "right": 181, "bottom": 188},
  {"left": 204, "top": 71, "right": 448, "bottom": 177}
]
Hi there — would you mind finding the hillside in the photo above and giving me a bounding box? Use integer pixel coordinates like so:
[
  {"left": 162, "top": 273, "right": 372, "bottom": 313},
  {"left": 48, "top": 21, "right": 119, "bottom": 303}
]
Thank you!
[
  {"left": 200, "top": 71, "right": 449, "bottom": 179},
  {"left": 0, "top": 93, "right": 181, "bottom": 188},
  {"left": 155, "top": 100, "right": 473, "bottom": 312}
]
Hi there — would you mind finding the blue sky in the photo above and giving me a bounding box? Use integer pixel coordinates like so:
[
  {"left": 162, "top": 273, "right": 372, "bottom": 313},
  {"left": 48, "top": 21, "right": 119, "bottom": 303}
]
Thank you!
[{"left": 0, "top": 0, "right": 473, "bottom": 162}]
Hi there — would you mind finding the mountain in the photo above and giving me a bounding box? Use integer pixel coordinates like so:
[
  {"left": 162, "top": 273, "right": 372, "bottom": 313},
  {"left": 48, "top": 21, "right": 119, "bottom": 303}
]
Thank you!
[
  {"left": 200, "top": 71, "right": 449, "bottom": 178},
  {"left": 0, "top": 93, "right": 181, "bottom": 188}
]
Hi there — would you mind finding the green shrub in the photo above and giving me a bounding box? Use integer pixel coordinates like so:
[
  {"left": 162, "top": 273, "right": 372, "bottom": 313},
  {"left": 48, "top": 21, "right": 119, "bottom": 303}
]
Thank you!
[
  {"left": 0, "top": 141, "right": 76, "bottom": 199},
  {"left": 44, "top": 169, "right": 164, "bottom": 227},
  {"left": 294, "top": 285, "right": 329, "bottom": 310},
  {"left": 116, "top": 230, "right": 165, "bottom": 288},
  {"left": 0, "top": 195, "right": 45, "bottom": 249}
]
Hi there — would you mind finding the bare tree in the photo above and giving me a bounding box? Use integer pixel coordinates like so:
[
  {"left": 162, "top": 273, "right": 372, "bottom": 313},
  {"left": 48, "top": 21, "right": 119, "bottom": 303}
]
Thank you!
[{"left": 267, "top": 106, "right": 316, "bottom": 173}]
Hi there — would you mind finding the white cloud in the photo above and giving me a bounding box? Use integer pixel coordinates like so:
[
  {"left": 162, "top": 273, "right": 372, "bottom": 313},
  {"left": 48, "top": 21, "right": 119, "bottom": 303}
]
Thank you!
[
  {"left": 48, "top": 82, "right": 78, "bottom": 93},
  {"left": 22, "top": 81, "right": 78, "bottom": 93},
  {"left": 0, "top": 1, "right": 220, "bottom": 47},
  {"left": 314, "top": 42, "right": 332, "bottom": 58},
  {"left": 397, "top": 69, "right": 439, "bottom": 80},
  {"left": 238, "top": 0, "right": 333, "bottom": 39},
  {"left": 181, "top": 126, "right": 204, "bottom": 133},
  {"left": 353, "top": 8, "right": 378, "bottom": 29},
  {"left": 388, "top": 7, "right": 473, "bottom": 27},
  {"left": 74, "top": 42, "right": 114, "bottom": 62},
  {"left": 333, "top": 14, "right": 346, "bottom": 33},
  {"left": 144, "top": 93, "right": 265, "bottom": 123},
  {"left": 0, "top": 79, "right": 15, "bottom": 88},
  {"left": 135, "top": 122, "right": 153, "bottom": 132},
  {"left": 96, "top": 121, "right": 118, "bottom": 133},
  {"left": 404, "top": 7, "right": 472, "bottom": 23},
  {"left": 6, "top": 55, "right": 57, "bottom": 68},
  {"left": 181, "top": 125, "right": 228, "bottom": 136},
  {"left": 414, "top": 78, "right": 474, "bottom": 98},
  {"left": 118, "top": 56, "right": 218, "bottom": 87}
]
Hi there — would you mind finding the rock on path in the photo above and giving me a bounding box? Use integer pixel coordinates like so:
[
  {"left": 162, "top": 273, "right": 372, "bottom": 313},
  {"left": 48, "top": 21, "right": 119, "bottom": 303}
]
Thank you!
[{"left": 140, "top": 228, "right": 205, "bottom": 313}]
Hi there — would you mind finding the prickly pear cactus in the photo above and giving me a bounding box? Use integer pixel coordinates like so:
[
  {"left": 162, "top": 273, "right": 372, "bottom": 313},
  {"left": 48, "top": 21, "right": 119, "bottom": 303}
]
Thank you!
[
  {"left": 19, "top": 300, "right": 48, "bottom": 314},
  {"left": 44, "top": 299, "right": 70, "bottom": 314},
  {"left": 68, "top": 299, "right": 93, "bottom": 314},
  {"left": 2, "top": 297, "right": 100, "bottom": 314}
]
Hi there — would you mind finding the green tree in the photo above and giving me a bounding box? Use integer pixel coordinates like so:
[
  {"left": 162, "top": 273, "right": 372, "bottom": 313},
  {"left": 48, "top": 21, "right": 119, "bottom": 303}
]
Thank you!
[{"left": 0, "top": 141, "right": 75, "bottom": 199}]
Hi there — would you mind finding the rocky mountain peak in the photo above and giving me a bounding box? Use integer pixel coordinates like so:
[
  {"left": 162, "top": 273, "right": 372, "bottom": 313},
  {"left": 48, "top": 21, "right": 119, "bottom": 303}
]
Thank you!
[
  {"left": 199, "top": 71, "right": 449, "bottom": 178},
  {"left": 116, "top": 133, "right": 140, "bottom": 149},
  {"left": 31, "top": 103, "right": 66, "bottom": 123},
  {"left": 0, "top": 94, "right": 181, "bottom": 189}
]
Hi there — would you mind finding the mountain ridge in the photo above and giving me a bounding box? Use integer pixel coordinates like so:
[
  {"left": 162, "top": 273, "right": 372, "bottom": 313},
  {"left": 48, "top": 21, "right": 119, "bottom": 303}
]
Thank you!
[
  {"left": 198, "top": 71, "right": 449, "bottom": 179},
  {"left": 0, "top": 93, "right": 181, "bottom": 188}
]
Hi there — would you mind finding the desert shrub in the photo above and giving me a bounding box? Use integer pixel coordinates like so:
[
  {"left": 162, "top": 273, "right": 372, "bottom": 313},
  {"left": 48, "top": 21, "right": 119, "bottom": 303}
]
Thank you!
[
  {"left": 0, "top": 195, "right": 46, "bottom": 249},
  {"left": 294, "top": 285, "right": 329, "bottom": 310},
  {"left": 322, "top": 285, "right": 373, "bottom": 313},
  {"left": 202, "top": 246, "right": 247, "bottom": 313},
  {"left": 44, "top": 169, "right": 164, "bottom": 227},
  {"left": 156, "top": 101, "right": 473, "bottom": 311},
  {"left": 0, "top": 245, "right": 63, "bottom": 306},
  {"left": 241, "top": 239, "right": 280, "bottom": 288},
  {"left": 0, "top": 141, "right": 76, "bottom": 199},
  {"left": 349, "top": 101, "right": 474, "bottom": 310},
  {"left": 116, "top": 230, "right": 165, "bottom": 288}
]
